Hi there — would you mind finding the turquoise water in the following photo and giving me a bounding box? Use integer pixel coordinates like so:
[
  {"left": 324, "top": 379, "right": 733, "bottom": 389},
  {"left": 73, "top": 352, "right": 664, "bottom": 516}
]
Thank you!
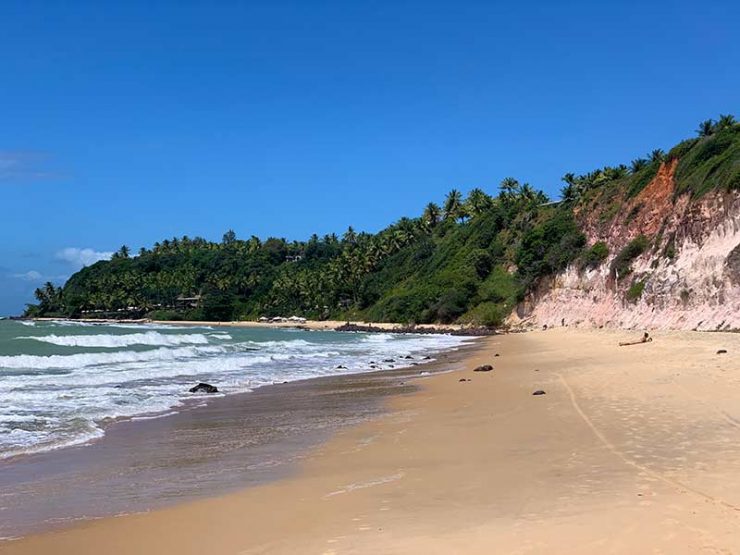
[{"left": 0, "top": 320, "right": 469, "bottom": 459}]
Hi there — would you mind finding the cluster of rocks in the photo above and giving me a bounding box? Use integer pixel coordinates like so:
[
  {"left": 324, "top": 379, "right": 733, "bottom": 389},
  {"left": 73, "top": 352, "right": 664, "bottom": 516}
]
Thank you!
[{"left": 334, "top": 323, "right": 498, "bottom": 336}]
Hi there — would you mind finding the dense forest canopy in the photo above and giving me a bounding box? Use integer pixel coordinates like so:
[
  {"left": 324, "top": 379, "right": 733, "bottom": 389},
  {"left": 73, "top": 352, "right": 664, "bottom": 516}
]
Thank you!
[{"left": 27, "top": 115, "right": 739, "bottom": 325}]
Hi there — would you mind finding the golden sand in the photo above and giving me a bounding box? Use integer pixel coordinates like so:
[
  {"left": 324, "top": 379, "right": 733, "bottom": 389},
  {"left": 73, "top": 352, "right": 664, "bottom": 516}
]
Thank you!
[{"left": 4, "top": 328, "right": 740, "bottom": 554}]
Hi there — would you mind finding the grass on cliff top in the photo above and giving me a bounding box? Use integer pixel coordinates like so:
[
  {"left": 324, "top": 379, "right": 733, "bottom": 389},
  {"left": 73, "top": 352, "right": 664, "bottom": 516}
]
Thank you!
[
  {"left": 674, "top": 125, "right": 740, "bottom": 197},
  {"left": 581, "top": 123, "right": 740, "bottom": 228}
]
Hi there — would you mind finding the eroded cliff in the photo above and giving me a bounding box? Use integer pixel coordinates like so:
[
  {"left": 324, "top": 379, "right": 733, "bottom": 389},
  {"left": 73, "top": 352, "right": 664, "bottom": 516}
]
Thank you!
[{"left": 514, "top": 152, "right": 740, "bottom": 330}]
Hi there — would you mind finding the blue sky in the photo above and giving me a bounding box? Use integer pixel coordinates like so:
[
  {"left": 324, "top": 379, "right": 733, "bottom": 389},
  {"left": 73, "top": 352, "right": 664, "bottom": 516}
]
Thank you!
[{"left": 1, "top": 0, "right": 738, "bottom": 315}]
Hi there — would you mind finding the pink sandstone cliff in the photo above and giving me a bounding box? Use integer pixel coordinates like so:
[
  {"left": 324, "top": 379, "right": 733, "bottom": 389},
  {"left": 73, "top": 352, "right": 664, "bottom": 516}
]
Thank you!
[{"left": 512, "top": 160, "right": 740, "bottom": 330}]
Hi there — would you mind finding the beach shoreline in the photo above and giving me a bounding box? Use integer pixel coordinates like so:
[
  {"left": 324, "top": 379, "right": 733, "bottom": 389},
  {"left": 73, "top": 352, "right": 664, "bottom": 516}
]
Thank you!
[
  {"left": 0, "top": 331, "right": 480, "bottom": 542},
  {"left": 4, "top": 328, "right": 740, "bottom": 553},
  {"left": 28, "top": 316, "right": 494, "bottom": 334}
]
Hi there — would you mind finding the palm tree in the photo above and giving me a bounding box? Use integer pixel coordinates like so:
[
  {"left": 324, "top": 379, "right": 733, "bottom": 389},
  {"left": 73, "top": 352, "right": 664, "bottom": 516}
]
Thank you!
[
  {"left": 465, "top": 188, "right": 492, "bottom": 216},
  {"left": 717, "top": 114, "right": 737, "bottom": 130},
  {"left": 561, "top": 173, "right": 576, "bottom": 187},
  {"left": 34, "top": 282, "right": 60, "bottom": 310},
  {"left": 499, "top": 177, "right": 520, "bottom": 201},
  {"left": 560, "top": 184, "right": 576, "bottom": 203},
  {"left": 604, "top": 165, "right": 628, "bottom": 181},
  {"left": 115, "top": 245, "right": 130, "bottom": 259},
  {"left": 243, "top": 236, "right": 260, "bottom": 253},
  {"left": 443, "top": 189, "right": 464, "bottom": 220},
  {"left": 697, "top": 119, "right": 715, "bottom": 137},
  {"left": 650, "top": 149, "right": 665, "bottom": 163},
  {"left": 535, "top": 190, "right": 550, "bottom": 204},
  {"left": 630, "top": 158, "right": 648, "bottom": 173},
  {"left": 519, "top": 183, "right": 537, "bottom": 204},
  {"left": 222, "top": 230, "right": 237, "bottom": 245},
  {"left": 422, "top": 202, "right": 441, "bottom": 228},
  {"left": 342, "top": 226, "right": 357, "bottom": 245},
  {"left": 396, "top": 217, "right": 417, "bottom": 240}
]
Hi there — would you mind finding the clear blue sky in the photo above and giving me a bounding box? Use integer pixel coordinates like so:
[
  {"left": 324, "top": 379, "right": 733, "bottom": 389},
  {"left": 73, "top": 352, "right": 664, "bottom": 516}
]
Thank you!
[{"left": 1, "top": 0, "right": 738, "bottom": 315}]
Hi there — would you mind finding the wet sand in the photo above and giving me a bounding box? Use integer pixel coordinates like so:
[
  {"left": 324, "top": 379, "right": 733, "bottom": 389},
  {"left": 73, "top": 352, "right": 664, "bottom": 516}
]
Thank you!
[
  {"left": 0, "top": 345, "right": 476, "bottom": 540},
  {"left": 4, "top": 328, "right": 740, "bottom": 554}
]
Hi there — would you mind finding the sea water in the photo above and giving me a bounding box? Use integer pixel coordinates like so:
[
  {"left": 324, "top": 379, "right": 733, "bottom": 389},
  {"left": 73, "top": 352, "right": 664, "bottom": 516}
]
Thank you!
[{"left": 0, "top": 320, "right": 469, "bottom": 460}]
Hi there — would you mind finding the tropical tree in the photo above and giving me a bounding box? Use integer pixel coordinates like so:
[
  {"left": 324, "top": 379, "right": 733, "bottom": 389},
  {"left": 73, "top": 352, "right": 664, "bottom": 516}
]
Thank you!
[
  {"left": 34, "top": 282, "right": 61, "bottom": 313},
  {"left": 630, "top": 158, "right": 648, "bottom": 172},
  {"left": 113, "top": 245, "right": 130, "bottom": 259},
  {"left": 465, "top": 188, "right": 493, "bottom": 216},
  {"left": 717, "top": 114, "right": 737, "bottom": 131},
  {"left": 342, "top": 226, "right": 357, "bottom": 245},
  {"left": 499, "top": 177, "right": 520, "bottom": 201},
  {"left": 650, "top": 149, "right": 665, "bottom": 163},
  {"left": 697, "top": 119, "right": 715, "bottom": 137},
  {"left": 443, "top": 189, "right": 464, "bottom": 220},
  {"left": 519, "top": 183, "right": 537, "bottom": 204},
  {"left": 422, "top": 202, "right": 441, "bottom": 228},
  {"left": 561, "top": 173, "right": 576, "bottom": 187},
  {"left": 222, "top": 230, "right": 237, "bottom": 245},
  {"left": 560, "top": 182, "right": 578, "bottom": 203}
]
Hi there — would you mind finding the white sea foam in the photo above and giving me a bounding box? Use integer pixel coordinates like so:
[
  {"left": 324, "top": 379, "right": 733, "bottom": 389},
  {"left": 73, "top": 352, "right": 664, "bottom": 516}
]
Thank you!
[
  {"left": 20, "top": 331, "right": 230, "bottom": 348},
  {"left": 0, "top": 344, "right": 229, "bottom": 370},
  {"left": 0, "top": 425, "right": 105, "bottom": 460},
  {"left": 0, "top": 321, "right": 471, "bottom": 459}
]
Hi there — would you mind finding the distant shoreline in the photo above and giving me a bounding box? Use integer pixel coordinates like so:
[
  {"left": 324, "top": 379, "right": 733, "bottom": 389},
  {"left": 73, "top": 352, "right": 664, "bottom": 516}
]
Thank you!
[{"left": 27, "top": 317, "right": 499, "bottom": 336}]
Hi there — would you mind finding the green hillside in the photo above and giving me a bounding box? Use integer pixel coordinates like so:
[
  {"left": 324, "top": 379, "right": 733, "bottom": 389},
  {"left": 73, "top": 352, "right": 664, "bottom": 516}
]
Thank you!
[{"left": 26, "top": 115, "right": 740, "bottom": 325}]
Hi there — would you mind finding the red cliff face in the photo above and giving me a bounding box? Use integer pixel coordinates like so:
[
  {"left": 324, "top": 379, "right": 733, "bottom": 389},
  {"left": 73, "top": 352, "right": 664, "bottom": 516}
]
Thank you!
[
  {"left": 514, "top": 160, "right": 740, "bottom": 331},
  {"left": 578, "top": 158, "right": 681, "bottom": 252}
]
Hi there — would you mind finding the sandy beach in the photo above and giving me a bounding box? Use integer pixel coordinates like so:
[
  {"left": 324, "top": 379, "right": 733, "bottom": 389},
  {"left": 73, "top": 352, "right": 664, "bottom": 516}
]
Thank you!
[{"left": 4, "top": 328, "right": 740, "bottom": 554}]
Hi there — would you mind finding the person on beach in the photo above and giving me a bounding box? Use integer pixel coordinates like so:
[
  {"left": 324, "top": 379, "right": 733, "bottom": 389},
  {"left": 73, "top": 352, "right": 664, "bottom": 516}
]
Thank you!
[{"left": 619, "top": 332, "right": 652, "bottom": 346}]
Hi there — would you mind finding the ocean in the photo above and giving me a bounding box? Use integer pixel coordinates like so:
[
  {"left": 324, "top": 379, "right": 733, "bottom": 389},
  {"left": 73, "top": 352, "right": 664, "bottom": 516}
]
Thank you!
[{"left": 0, "top": 319, "right": 469, "bottom": 461}]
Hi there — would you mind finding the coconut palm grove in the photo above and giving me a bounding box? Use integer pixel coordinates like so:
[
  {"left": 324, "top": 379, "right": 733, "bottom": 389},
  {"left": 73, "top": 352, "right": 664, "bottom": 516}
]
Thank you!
[{"left": 26, "top": 115, "right": 740, "bottom": 325}]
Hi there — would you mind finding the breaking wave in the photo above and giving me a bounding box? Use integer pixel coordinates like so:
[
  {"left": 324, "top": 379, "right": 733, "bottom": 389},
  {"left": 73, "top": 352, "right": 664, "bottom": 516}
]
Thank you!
[{"left": 20, "top": 331, "right": 230, "bottom": 349}]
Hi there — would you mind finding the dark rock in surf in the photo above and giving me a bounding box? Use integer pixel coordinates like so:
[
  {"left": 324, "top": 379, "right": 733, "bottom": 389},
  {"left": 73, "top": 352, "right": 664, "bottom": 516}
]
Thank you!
[
  {"left": 189, "top": 383, "right": 218, "bottom": 394},
  {"left": 383, "top": 358, "right": 395, "bottom": 363}
]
